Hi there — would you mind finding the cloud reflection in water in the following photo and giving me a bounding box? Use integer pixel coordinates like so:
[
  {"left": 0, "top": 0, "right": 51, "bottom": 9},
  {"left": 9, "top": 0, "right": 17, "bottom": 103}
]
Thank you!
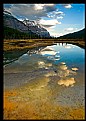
[
  {"left": 39, "top": 46, "right": 60, "bottom": 62},
  {"left": 64, "top": 45, "right": 71, "bottom": 49},
  {"left": 57, "top": 62, "right": 78, "bottom": 87},
  {"left": 38, "top": 61, "right": 52, "bottom": 69},
  {"left": 38, "top": 45, "right": 79, "bottom": 87},
  {"left": 39, "top": 47, "right": 57, "bottom": 56},
  {"left": 58, "top": 77, "right": 75, "bottom": 87}
]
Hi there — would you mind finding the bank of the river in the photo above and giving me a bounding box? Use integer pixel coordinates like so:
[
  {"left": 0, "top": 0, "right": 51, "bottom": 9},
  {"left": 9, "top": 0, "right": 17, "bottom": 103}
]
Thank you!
[{"left": 4, "top": 39, "right": 85, "bottom": 51}]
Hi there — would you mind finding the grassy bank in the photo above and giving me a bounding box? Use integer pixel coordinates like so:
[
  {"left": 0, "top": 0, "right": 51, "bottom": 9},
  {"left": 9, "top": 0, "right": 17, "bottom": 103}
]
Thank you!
[{"left": 4, "top": 39, "right": 85, "bottom": 51}]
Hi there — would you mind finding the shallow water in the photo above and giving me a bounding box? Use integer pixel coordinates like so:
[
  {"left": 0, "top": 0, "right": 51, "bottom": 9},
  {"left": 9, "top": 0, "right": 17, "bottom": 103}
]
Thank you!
[{"left": 3, "top": 43, "right": 85, "bottom": 119}]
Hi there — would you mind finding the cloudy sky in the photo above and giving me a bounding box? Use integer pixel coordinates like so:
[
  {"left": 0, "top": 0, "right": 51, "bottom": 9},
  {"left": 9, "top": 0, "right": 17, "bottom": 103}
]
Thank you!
[{"left": 3, "top": 4, "right": 85, "bottom": 37}]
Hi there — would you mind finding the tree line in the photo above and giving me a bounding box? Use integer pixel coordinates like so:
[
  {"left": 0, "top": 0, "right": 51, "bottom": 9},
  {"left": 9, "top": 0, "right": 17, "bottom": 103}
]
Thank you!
[{"left": 4, "top": 26, "right": 52, "bottom": 39}]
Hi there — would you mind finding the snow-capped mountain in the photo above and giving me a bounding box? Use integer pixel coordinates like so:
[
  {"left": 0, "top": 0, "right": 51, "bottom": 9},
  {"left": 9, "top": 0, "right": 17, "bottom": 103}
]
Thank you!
[
  {"left": 3, "top": 10, "right": 50, "bottom": 38},
  {"left": 23, "top": 19, "right": 50, "bottom": 37}
]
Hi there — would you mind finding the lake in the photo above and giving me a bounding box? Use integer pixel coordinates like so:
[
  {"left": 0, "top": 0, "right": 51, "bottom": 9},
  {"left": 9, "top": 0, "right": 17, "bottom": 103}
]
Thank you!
[{"left": 3, "top": 43, "right": 85, "bottom": 119}]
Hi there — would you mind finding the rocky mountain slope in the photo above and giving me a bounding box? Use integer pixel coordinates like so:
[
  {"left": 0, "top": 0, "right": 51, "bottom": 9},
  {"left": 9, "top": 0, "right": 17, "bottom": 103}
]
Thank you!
[
  {"left": 3, "top": 10, "right": 50, "bottom": 38},
  {"left": 23, "top": 20, "right": 50, "bottom": 37}
]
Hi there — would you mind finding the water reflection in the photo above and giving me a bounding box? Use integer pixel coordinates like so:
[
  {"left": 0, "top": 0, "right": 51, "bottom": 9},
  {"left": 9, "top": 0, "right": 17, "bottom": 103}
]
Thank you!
[
  {"left": 4, "top": 43, "right": 84, "bottom": 88},
  {"left": 28, "top": 76, "right": 50, "bottom": 91},
  {"left": 58, "top": 77, "right": 75, "bottom": 87},
  {"left": 64, "top": 45, "right": 71, "bottom": 49},
  {"left": 4, "top": 42, "right": 85, "bottom": 111},
  {"left": 39, "top": 47, "right": 57, "bottom": 56},
  {"left": 38, "top": 61, "right": 52, "bottom": 69},
  {"left": 16, "top": 53, "right": 29, "bottom": 65},
  {"left": 57, "top": 62, "right": 78, "bottom": 87},
  {"left": 39, "top": 46, "right": 61, "bottom": 62}
]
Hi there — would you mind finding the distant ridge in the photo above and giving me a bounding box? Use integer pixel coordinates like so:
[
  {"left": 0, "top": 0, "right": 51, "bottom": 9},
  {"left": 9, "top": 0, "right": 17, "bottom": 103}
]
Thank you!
[{"left": 57, "top": 29, "right": 85, "bottom": 40}]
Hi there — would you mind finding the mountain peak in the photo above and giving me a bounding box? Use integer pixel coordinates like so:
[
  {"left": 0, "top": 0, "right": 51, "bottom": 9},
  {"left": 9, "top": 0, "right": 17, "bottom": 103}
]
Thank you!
[{"left": 23, "top": 19, "right": 50, "bottom": 37}]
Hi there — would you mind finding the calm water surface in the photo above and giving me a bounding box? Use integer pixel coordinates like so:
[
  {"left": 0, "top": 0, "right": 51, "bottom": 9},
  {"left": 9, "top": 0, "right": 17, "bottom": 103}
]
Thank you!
[{"left": 4, "top": 43, "right": 85, "bottom": 107}]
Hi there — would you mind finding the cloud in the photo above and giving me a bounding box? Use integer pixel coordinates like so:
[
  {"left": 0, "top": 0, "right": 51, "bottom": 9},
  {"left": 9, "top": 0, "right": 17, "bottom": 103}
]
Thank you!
[
  {"left": 49, "top": 32, "right": 63, "bottom": 37},
  {"left": 49, "top": 26, "right": 56, "bottom": 29},
  {"left": 56, "top": 16, "right": 63, "bottom": 19},
  {"left": 4, "top": 4, "right": 75, "bottom": 37},
  {"left": 47, "top": 10, "right": 64, "bottom": 19},
  {"left": 4, "top": 4, "right": 64, "bottom": 34},
  {"left": 62, "top": 4, "right": 72, "bottom": 9},
  {"left": 34, "top": 4, "right": 55, "bottom": 10},
  {"left": 4, "top": 4, "right": 57, "bottom": 20},
  {"left": 65, "top": 27, "right": 77, "bottom": 31},
  {"left": 34, "top": 4, "right": 45, "bottom": 10},
  {"left": 4, "top": 4, "right": 64, "bottom": 23},
  {"left": 39, "top": 19, "right": 61, "bottom": 28}
]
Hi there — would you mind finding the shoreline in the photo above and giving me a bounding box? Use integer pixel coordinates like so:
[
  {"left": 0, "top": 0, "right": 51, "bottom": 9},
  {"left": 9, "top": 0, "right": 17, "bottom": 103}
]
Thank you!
[{"left": 4, "top": 39, "right": 85, "bottom": 51}]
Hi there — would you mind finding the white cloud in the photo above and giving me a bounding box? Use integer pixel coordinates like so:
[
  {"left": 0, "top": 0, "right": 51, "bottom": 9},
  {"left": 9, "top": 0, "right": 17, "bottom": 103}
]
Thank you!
[
  {"left": 46, "top": 4, "right": 55, "bottom": 6},
  {"left": 4, "top": 4, "right": 57, "bottom": 20},
  {"left": 55, "top": 11, "right": 64, "bottom": 15},
  {"left": 49, "top": 26, "right": 56, "bottom": 29},
  {"left": 56, "top": 16, "right": 63, "bottom": 19},
  {"left": 65, "top": 28, "right": 74, "bottom": 31},
  {"left": 39, "top": 19, "right": 61, "bottom": 26},
  {"left": 50, "top": 32, "right": 63, "bottom": 37},
  {"left": 34, "top": 4, "right": 55, "bottom": 10},
  {"left": 62, "top": 4, "right": 72, "bottom": 9},
  {"left": 34, "top": 4, "right": 44, "bottom": 10},
  {"left": 65, "top": 27, "right": 77, "bottom": 32},
  {"left": 47, "top": 10, "right": 64, "bottom": 19}
]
